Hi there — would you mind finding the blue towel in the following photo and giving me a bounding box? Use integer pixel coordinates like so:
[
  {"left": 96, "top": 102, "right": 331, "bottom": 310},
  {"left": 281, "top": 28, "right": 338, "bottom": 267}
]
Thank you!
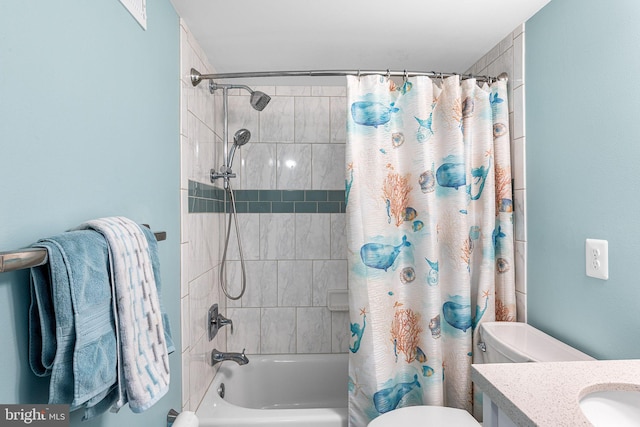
[{"left": 29, "top": 230, "right": 118, "bottom": 415}]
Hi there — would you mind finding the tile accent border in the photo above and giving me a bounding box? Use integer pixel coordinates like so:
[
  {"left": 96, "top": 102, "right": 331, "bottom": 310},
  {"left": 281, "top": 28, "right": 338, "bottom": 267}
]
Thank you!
[{"left": 188, "top": 180, "right": 346, "bottom": 213}]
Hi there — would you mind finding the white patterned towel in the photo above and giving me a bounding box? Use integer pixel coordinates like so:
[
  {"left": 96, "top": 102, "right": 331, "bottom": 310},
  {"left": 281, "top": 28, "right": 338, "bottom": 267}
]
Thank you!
[{"left": 78, "top": 217, "right": 170, "bottom": 413}]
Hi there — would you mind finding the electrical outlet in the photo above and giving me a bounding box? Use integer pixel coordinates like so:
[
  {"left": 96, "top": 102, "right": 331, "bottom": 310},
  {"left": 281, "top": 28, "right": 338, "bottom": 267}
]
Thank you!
[{"left": 586, "top": 239, "right": 608, "bottom": 280}]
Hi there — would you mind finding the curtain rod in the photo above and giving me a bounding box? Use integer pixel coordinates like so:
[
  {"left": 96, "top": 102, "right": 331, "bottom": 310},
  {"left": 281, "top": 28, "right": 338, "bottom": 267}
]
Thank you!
[{"left": 190, "top": 68, "right": 508, "bottom": 87}]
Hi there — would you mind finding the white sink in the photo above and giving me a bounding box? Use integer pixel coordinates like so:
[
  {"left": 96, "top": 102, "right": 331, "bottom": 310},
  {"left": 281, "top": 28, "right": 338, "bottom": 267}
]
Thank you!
[{"left": 580, "top": 390, "right": 640, "bottom": 426}]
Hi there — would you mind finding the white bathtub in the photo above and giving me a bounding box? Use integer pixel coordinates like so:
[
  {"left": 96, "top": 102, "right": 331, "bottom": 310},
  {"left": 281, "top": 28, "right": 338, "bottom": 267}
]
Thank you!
[{"left": 196, "top": 353, "right": 348, "bottom": 427}]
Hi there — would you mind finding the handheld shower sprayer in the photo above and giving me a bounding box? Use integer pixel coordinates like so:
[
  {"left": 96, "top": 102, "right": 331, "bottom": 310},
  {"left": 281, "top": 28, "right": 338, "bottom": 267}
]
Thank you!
[{"left": 227, "top": 129, "right": 251, "bottom": 169}]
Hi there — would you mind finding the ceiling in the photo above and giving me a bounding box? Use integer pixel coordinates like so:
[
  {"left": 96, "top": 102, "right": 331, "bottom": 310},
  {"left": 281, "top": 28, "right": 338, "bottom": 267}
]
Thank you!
[{"left": 171, "top": 0, "right": 551, "bottom": 85}]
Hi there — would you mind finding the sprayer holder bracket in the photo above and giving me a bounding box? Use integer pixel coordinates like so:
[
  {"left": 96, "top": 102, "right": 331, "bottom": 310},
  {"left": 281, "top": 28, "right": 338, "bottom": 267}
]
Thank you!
[{"left": 211, "top": 168, "right": 236, "bottom": 189}]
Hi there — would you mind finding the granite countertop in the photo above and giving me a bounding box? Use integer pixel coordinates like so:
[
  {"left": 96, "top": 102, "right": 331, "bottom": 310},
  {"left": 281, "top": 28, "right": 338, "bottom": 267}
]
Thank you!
[{"left": 472, "top": 360, "right": 640, "bottom": 426}]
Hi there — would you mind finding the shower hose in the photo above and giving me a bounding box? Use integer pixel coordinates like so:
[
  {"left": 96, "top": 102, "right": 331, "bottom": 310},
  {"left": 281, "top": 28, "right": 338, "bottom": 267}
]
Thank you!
[{"left": 219, "top": 182, "right": 246, "bottom": 300}]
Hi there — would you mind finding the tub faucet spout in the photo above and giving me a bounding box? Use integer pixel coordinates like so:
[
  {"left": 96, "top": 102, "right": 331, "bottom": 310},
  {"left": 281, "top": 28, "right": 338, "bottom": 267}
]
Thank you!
[{"left": 211, "top": 348, "right": 249, "bottom": 366}]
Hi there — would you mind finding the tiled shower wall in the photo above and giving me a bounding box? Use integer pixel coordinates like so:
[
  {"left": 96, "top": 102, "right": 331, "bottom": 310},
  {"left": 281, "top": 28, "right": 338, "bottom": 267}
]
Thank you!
[
  {"left": 466, "top": 24, "right": 527, "bottom": 322},
  {"left": 179, "top": 19, "right": 351, "bottom": 411},
  {"left": 216, "top": 86, "right": 350, "bottom": 355},
  {"left": 179, "top": 20, "right": 226, "bottom": 411}
]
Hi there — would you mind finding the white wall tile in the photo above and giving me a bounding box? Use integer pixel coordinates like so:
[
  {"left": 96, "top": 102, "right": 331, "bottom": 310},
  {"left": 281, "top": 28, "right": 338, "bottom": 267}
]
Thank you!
[
  {"left": 188, "top": 269, "right": 214, "bottom": 346},
  {"left": 499, "top": 32, "right": 513, "bottom": 54},
  {"left": 331, "top": 311, "right": 350, "bottom": 353},
  {"left": 516, "top": 291, "right": 527, "bottom": 323},
  {"left": 513, "top": 33, "right": 525, "bottom": 89},
  {"left": 241, "top": 142, "right": 277, "bottom": 189},
  {"left": 276, "top": 144, "right": 312, "bottom": 189},
  {"left": 261, "top": 308, "right": 296, "bottom": 353},
  {"left": 514, "top": 189, "right": 527, "bottom": 242},
  {"left": 312, "top": 144, "right": 346, "bottom": 190},
  {"left": 296, "top": 214, "right": 331, "bottom": 260},
  {"left": 260, "top": 96, "right": 295, "bottom": 143},
  {"left": 226, "top": 307, "right": 261, "bottom": 354},
  {"left": 241, "top": 260, "right": 278, "bottom": 308},
  {"left": 260, "top": 213, "right": 296, "bottom": 260},
  {"left": 181, "top": 346, "right": 190, "bottom": 410},
  {"left": 278, "top": 260, "right": 313, "bottom": 306},
  {"left": 487, "top": 46, "right": 513, "bottom": 86},
  {"left": 276, "top": 86, "right": 311, "bottom": 96},
  {"left": 297, "top": 307, "right": 332, "bottom": 353},
  {"left": 181, "top": 242, "right": 189, "bottom": 298},
  {"left": 312, "top": 86, "right": 346, "bottom": 97},
  {"left": 227, "top": 95, "right": 259, "bottom": 143},
  {"left": 181, "top": 295, "right": 190, "bottom": 353},
  {"left": 225, "top": 213, "right": 260, "bottom": 261},
  {"left": 330, "top": 97, "right": 347, "bottom": 143},
  {"left": 220, "top": 260, "right": 242, "bottom": 309},
  {"left": 295, "top": 97, "right": 330, "bottom": 143},
  {"left": 513, "top": 137, "right": 526, "bottom": 190},
  {"left": 312, "top": 260, "right": 348, "bottom": 306},
  {"left": 515, "top": 241, "right": 527, "bottom": 294},
  {"left": 330, "top": 214, "right": 347, "bottom": 259},
  {"left": 513, "top": 85, "right": 525, "bottom": 139}
]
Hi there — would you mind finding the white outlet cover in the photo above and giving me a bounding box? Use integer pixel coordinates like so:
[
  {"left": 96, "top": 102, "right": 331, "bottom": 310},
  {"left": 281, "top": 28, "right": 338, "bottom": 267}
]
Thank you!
[{"left": 586, "top": 238, "right": 608, "bottom": 280}]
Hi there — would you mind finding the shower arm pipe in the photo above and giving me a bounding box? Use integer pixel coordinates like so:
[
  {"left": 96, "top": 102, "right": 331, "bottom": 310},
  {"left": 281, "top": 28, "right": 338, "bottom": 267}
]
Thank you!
[{"left": 191, "top": 68, "right": 508, "bottom": 86}]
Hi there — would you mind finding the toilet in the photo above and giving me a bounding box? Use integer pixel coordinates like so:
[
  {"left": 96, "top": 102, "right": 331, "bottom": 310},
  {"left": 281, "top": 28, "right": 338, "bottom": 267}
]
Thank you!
[
  {"left": 367, "top": 322, "right": 593, "bottom": 426},
  {"left": 477, "top": 321, "right": 594, "bottom": 363}
]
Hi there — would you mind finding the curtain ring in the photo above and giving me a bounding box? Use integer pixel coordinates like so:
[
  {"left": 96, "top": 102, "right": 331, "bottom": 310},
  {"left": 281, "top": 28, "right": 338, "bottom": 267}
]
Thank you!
[
  {"left": 357, "top": 69, "right": 361, "bottom": 81},
  {"left": 403, "top": 70, "right": 408, "bottom": 83},
  {"left": 386, "top": 69, "right": 391, "bottom": 80}
]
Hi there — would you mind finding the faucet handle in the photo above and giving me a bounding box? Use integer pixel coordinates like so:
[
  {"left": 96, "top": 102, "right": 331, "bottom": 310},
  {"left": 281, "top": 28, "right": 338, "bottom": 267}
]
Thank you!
[
  {"left": 208, "top": 304, "right": 234, "bottom": 340},
  {"left": 217, "top": 313, "right": 233, "bottom": 334}
]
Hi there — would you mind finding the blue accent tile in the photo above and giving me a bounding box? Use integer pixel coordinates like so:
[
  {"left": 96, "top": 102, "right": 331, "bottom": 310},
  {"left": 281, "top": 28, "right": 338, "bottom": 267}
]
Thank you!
[
  {"left": 318, "top": 202, "right": 341, "bottom": 213},
  {"left": 282, "top": 190, "right": 305, "bottom": 201},
  {"left": 272, "top": 202, "right": 295, "bottom": 213},
  {"left": 234, "top": 190, "right": 259, "bottom": 202},
  {"left": 249, "top": 201, "right": 272, "bottom": 213},
  {"left": 305, "top": 190, "right": 328, "bottom": 201},
  {"left": 328, "top": 190, "right": 346, "bottom": 202},
  {"left": 259, "top": 190, "right": 282, "bottom": 202},
  {"left": 215, "top": 188, "right": 226, "bottom": 201},
  {"left": 228, "top": 201, "right": 248, "bottom": 213},
  {"left": 295, "top": 202, "right": 318, "bottom": 213}
]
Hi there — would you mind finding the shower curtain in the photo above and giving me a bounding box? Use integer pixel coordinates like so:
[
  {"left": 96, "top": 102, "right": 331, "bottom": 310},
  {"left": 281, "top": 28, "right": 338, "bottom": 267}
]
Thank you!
[{"left": 346, "top": 74, "right": 515, "bottom": 426}]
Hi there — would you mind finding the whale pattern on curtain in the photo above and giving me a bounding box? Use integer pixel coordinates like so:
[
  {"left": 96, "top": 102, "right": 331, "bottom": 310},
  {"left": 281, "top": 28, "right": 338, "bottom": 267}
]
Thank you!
[{"left": 346, "top": 75, "right": 515, "bottom": 426}]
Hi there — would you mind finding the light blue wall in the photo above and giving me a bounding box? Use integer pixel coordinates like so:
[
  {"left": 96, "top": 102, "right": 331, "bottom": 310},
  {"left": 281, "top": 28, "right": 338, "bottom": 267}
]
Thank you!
[
  {"left": 0, "top": 1, "right": 180, "bottom": 425},
  {"left": 526, "top": 0, "right": 640, "bottom": 359}
]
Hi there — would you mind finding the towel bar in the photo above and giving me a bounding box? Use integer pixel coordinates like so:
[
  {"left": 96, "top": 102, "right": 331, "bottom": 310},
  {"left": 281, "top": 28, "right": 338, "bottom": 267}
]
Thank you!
[{"left": 0, "top": 230, "right": 166, "bottom": 274}]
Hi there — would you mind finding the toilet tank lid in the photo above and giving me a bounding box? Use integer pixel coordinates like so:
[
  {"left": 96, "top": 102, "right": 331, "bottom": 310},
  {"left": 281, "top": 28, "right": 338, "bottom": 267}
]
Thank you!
[{"left": 479, "top": 322, "right": 595, "bottom": 362}]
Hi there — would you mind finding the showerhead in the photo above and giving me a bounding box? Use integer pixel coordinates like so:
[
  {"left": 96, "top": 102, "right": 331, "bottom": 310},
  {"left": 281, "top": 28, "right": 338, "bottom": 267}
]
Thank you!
[
  {"left": 227, "top": 129, "right": 251, "bottom": 168},
  {"left": 250, "top": 90, "right": 271, "bottom": 111},
  {"left": 208, "top": 81, "right": 271, "bottom": 111}
]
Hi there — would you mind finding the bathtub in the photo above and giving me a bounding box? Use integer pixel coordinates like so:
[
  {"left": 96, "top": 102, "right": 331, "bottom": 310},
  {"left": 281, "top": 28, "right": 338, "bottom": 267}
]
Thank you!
[{"left": 196, "top": 353, "right": 348, "bottom": 427}]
